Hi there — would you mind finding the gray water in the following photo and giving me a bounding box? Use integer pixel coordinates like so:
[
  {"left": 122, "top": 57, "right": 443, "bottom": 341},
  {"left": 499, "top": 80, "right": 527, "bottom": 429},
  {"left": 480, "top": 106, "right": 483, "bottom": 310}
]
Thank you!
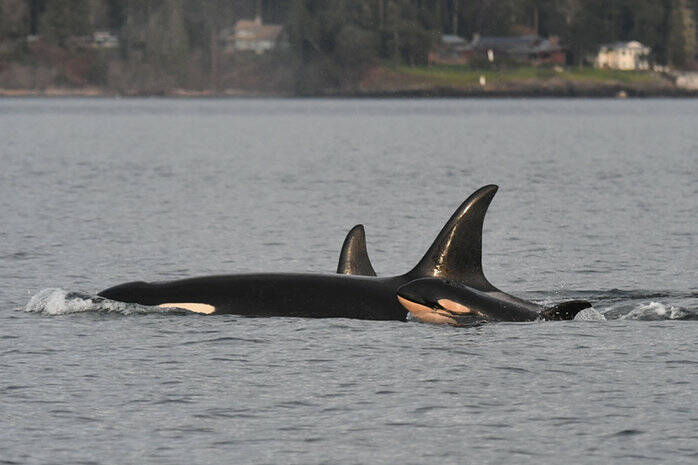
[{"left": 1, "top": 98, "right": 697, "bottom": 464}]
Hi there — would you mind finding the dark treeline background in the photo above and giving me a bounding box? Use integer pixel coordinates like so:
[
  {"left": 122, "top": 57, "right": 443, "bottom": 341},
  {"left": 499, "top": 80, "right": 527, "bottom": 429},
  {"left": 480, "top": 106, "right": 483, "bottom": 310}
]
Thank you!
[{"left": 1, "top": 1, "right": 697, "bottom": 94}]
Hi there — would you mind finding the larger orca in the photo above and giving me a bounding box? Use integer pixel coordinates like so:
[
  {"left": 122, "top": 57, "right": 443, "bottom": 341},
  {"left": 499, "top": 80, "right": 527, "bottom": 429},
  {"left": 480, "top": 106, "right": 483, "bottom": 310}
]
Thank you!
[{"left": 98, "top": 185, "right": 590, "bottom": 321}]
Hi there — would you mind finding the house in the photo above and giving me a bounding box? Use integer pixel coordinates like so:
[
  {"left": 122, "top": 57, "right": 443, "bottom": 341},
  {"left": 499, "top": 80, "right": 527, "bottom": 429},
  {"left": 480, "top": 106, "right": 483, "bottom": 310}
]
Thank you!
[
  {"left": 430, "top": 34, "right": 565, "bottom": 65},
  {"left": 64, "top": 31, "right": 119, "bottom": 50},
  {"left": 222, "top": 17, "right": 285, "bottom": 54},
  {"left": 464, "top": 34, "right": 565, "bottom": 65},
  {"left": 595, "top": 41, "right": 650, "bottom": 70},
  {"left": 428, "top": 34, "right": 469, "bottom": 65},
  {"left": 92, "top": 31, "right": 119, "bottom": 49}
]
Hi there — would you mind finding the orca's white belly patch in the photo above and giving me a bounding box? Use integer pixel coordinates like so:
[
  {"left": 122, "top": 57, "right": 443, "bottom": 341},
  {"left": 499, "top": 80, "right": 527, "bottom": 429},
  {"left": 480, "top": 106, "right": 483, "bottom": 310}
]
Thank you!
[{"left": 158, "top": 303, "right": 215, "bottom": 314}]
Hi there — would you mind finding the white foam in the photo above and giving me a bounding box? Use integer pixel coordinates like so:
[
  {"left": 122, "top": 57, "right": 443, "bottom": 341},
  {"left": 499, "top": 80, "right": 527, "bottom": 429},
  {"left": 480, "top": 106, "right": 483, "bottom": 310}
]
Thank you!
[
  {"left": 574, "top": 307, "right": 607, "bottom": 321},
  {"left": 24, "top": 288, "right": 185, "bottom": 316},
  {"left": 620, "top": 301, "right": 688, "bottom": 320}
]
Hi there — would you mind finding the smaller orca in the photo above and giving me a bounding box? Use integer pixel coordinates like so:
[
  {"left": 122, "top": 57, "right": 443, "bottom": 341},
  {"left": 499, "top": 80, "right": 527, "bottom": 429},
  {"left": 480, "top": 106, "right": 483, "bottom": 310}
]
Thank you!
[{"left": 397, "top": 278, "right": 591, "bottom": 326}]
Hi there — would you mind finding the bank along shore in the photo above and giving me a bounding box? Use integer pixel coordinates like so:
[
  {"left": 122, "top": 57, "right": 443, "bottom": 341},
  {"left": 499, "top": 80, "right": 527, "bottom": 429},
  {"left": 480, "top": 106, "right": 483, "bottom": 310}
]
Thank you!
[
  {"left": 0, "top": 87, "right": 278, "bottom": 98},
  {"left": 2, "top": 66, "right": 697, "bottom": 98}
]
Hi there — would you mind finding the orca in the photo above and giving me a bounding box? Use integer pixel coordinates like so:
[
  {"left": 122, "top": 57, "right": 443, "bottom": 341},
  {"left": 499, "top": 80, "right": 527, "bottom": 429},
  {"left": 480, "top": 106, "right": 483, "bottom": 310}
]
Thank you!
[
  {"left": 98, "top": 185, "right": 590, "bottom": 321},
  {"left": 397, "top": 278, "right": 591, "bottom": 326}
]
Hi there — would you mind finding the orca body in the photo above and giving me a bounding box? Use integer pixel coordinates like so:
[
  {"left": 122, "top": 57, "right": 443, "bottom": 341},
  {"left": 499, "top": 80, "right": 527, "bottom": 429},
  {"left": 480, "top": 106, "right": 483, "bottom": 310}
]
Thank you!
[
  {"left": 98, "top": 185, "right": 591, "bottom": 321},
  {"left": 99, "top": 273, "right": 408, "bottom": 320},
  {"left": 397, "top": 278, "right": 591, "bottom": 326}
]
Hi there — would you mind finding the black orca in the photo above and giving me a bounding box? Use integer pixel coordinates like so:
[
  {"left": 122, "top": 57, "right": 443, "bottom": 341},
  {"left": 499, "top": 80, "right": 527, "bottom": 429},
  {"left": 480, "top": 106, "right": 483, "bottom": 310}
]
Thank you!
[
  {"left": 98, "top": 185, "right": 591, "bottom": 321},
  {"left": 397, "top": 278, "right": 591, "bottom": 326}
]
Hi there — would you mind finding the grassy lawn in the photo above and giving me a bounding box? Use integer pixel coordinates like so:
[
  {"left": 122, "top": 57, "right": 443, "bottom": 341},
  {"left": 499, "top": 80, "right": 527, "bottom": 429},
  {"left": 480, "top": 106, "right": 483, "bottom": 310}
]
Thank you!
[
  {"left": 396, "top": 64, "right": 662, "bottom": 88},
  {"left": 558, "top": 67, "right": 660, "bottom": 83}
]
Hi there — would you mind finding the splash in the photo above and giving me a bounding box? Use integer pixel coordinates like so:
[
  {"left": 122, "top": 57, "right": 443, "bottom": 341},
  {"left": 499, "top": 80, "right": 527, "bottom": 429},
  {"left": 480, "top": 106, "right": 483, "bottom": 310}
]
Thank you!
[
  {"left": 537, "top": 289, "right": 697, "bottom": 321},
  {"left": 24, "top": 288, "right": 189, "bottom": 316},
  {"left": 619, "top": 301, "right": 690, "bottom": 321},
  {"left": 574, "top": 307, "right": 607, "bottom": 321}
]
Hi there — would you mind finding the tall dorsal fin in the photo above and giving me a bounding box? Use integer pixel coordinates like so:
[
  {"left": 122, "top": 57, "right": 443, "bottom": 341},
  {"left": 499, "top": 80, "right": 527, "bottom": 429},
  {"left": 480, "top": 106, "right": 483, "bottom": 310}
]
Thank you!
[
  {"left": 337, "top": 225, "right": 377, "bottom": 276},
  {"left": 408, "top": 184, "right": 498, "bottom": 291}
]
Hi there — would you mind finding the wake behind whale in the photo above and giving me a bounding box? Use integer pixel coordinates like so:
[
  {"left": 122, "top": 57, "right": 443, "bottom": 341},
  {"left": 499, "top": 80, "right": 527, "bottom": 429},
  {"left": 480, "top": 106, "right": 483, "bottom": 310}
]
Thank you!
[{"left": 24, "top": 288, "right": 193, "bottom": 316}]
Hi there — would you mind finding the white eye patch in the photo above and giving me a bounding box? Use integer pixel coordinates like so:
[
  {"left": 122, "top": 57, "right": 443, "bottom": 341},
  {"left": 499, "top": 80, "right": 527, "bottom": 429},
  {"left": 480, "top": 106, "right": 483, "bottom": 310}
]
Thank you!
[
  {"left": 437, "top": 299, "right": 473, "bottom": 315},
  {"left": 397, "top": 296, "right": 458, "bottom": 326}
]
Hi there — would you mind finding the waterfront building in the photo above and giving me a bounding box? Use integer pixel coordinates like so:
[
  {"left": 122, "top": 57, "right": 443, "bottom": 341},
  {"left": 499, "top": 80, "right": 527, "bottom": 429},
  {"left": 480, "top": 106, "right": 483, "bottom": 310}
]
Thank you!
[
  {"left": 595, "top": 41, "right": 651, "bottom": 70},
  {"left": 222, "top": 17, "right": 285, "bottom": 55},
  {"left": 430, "top": 34, "right": 565, "bottom": 66}
]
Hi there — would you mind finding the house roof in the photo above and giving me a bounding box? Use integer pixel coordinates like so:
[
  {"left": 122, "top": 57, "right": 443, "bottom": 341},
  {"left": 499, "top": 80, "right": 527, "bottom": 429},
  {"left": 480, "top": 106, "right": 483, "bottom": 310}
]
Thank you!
[
  {"left": 234, "top": 20, "right": 283, "bottom": 42},
  {"left": 442, "top": 34, "right": 466, "bottom": 45},
  {"left": 600, "top": 41, "right": 650, "bottom": 52},
  {"left": 466, "top": 35, "right": 562, "bottom": 55}
]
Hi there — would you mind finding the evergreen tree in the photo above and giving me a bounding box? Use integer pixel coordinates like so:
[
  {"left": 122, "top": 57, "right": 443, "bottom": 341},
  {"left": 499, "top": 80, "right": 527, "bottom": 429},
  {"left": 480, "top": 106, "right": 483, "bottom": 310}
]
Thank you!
[
  {"left": 287, "top": 0, "right": 379, "bottom": 94},
  {"left": 668, "top": 0, "right": 688, "bottom": 66},
  {"left": 39, "top": 0, "right": 92, "bottom": 45},
  {"left": 0, "top": 0, "right": 30, "bottom": 40},
  {"left": 146, "top": 0, "right": 190, "bottom": 76},
  {"left": 105, "top": 0, "right": 126, "bottom": 30},
  {"left": 120, "top": 0, "right": 191, "bottom": 88},
  {"left": 623, "top": 0, "right": 667, "bottom": 63},
  {"left": 29, "top": 0, "right": 47, "bottom": 35},
  {"left": 0, "top": 0, "right": 30, "bottom": 41},
  {"left": 382, "top": 0, "right": 435, "bottom": 65},
  {"left": 560, "top": 0, "right": 612, "bottom": 67},
  {"left": 183, "top": 0, "right": 236, "bottom": 89}
]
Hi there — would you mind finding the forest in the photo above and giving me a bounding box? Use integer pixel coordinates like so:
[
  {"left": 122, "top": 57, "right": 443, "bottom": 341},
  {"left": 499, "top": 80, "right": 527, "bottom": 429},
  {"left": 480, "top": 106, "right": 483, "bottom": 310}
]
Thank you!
[{"left": 0, "top": 1, "right": 697, "bottom": 94}]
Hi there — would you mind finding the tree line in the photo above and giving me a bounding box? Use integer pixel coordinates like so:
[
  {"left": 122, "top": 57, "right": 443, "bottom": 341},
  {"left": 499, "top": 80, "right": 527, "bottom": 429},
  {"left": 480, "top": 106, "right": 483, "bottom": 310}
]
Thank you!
[{"left": 1, "top": 1, "right": 696, "bottom": 93}]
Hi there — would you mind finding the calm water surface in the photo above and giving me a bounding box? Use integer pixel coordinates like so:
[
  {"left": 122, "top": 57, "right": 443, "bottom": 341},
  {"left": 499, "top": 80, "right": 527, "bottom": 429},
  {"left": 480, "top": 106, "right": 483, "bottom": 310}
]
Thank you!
[{"left": 1, "top": 98, "right": 697, "bottom": 464}]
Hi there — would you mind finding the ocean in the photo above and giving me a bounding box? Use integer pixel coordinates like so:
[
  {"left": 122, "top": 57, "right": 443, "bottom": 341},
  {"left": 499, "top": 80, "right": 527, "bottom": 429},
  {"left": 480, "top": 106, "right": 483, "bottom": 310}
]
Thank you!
[{"left": 1, "top": 98, "right": 697, "bottom": 464}]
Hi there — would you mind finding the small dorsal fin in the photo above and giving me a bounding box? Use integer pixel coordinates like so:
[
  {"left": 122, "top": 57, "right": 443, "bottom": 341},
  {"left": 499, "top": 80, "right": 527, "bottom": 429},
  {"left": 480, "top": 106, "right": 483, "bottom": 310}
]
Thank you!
[
  {"left": 337, "top": 225, "right": 377, "bottom": 276},
  {"left": 408, "top": 185, "right": 498, "bottom": 291}
]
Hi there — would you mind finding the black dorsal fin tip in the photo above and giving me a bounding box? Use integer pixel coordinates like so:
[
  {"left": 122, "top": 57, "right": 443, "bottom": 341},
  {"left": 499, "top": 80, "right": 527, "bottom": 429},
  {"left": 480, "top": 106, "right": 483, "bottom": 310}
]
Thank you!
[
  {"left": 409, "top": 184, "right": 499, "bottom": 291},
  {"left": 337, "top": 224, "right": 377, "bottom": 277}
]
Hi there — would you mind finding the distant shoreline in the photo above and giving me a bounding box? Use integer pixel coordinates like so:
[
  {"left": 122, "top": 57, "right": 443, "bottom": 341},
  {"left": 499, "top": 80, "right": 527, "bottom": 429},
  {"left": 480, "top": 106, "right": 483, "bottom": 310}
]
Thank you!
[
  {"left": 3, "top": 79, "right": 698, "bottom": 99},
  {"left": 339, "top": 87, "right": 698, "bottom": 98},
  {"left": 3, "top": 65, "right": 698, "bottom": 99},
  {"left": 2, "top": 88, "right": 697, "bottom": 98},
  {"left": 0, "top": 87, "right": 281, "bottom": 98}
]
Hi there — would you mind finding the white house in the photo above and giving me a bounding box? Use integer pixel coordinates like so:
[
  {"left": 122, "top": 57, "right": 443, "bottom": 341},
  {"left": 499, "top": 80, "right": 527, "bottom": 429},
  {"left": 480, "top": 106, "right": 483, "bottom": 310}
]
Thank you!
[{"left": 595, "top": 41, "right": 650, "bottom": 70}]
